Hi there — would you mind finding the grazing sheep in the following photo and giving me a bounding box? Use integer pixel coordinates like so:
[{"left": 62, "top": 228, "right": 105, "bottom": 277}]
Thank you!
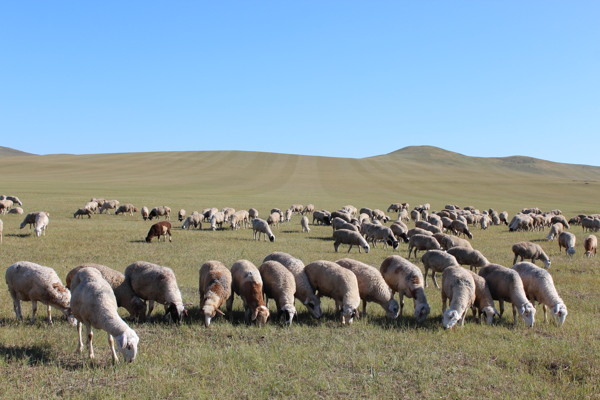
[
  {"left": 441, "top": 266, "right": 476, "bottom": 329},
  {"left": 364, "top": 224, "right": 398, "bottom": 250},
  {"left": 222, "top": 207, "right": 236, "bottom": 222},
  {"left": 146, "top": 221, "right": 172, "bottom": 243},
  {"left": 421, "top": 250, "right": 459, "bottom": 288},
  {"left": 379, "top": 255, "right": 430, "bottom": 322},
  {"left": 252, "top": 218, "right": 275, "bottom": 242},
  {"left": 8, "top": 206, "right": 24, "bottom": 215},
  {"left": 149, "top": 206, "right": 171, "bottom": 220},
  {"left": 332, "top": 216, "right": 354, "bottom": 231},
  {"left": 84, "top": 201, "right": 98, "bottom": 214},
  {"left": 331, "top": 210, "right": 352, "bottom": 223},
  {"left": 434, "top": 233, "right": 473, "bottom": 250},
  {"left": 5, "top": 261, "right": 75, "bottom": 325},
  {"left": 141, "top": 206, "right": 149, "bottom": 220},
  {"left": 372, "top": 209, "right": 389, "bottom": 222},
  {"left": 550, "top": 215, "right": 570, "bottom": 229},
  {"left": 407, "top": 234, "right": 441, "bottom": 259},
  {"left": 289, "top": 204, "right": 304, "bottom": 214},
  {"left": 124, "top": 261, "right": 186, "bottom": 323},
  {"left": 4, "top": 195, "right": 23, "bottom": 206},
  {"left": 66, "top": 263, "right": 147, "bottom": 320},
  {"left": 91, "top": 198, "right": 106, "bottom": 207},
  {"left": 230, "top": 210, "right": 250, "bottom": 230},
  {"left": 480, "top": 215, "right": 491, "bottom": 230},
  {"left": 312, "top": 210, "right": 331, "bottom": 225},
  {"left": 262, "top": 252, "right": 322, "bottom": 319},
  {"left": 335, "top": 258, "right": 399, "bottom": 319},
  {"left": 74, "top": 208, "right": 93, "bottom": 219},
  {"left": 478, "top": 264, "right": 536, "bottom": 327},
  {"left": 397, "top": 209, "right": 410, "bottom": 223},
  {"left": 584, "top": 234, "right": 597, "bottom": 257},
  {"left": 301, "top": 204, "right": 315, "bottom": 215},
  {"left": 546, "top": 223, "right": 563, "bottom": 241},
  {"left": 340, "top": 205, "right": 357, "bottom": 216},
  {"left": 0, "top": 199, "right": 13, "bottom": 214},
  {"left": 406, "top": 227, "right": 433, "bottom": 238},
  {"left": 387, "top": 203, "right": 402, "bottom": 213},
  {"left": 415, "top": 220, "right": 442, "bottom": 235},
  {"left": 333, "top": 229, "right": 370, "bottom": 253},
  {"left": 558, "top": 232, "right": 576, "bottom": 256},
  {"left": 69, "top": 267, "right": 140, "bottom": 363},
  {"left": 512, "top": 262, "right": 567, "bottom": 326},
  {"left": 227, "top": 260, "right": 270, "bottom": 325},
  {"left": 115, "top": 204, "right": 138, "bottom": 216},
  {"left": 259, "top": 260, "right": 297, "bottom": 325},
  {"left": 301, "top": 216, "right": 310, "bottom": 233},
  {"left": 202, "top": 207, "right": 219, "bottom": 222},
  {"left": 410, "top": 209, "right": 420, "bottom": 223},
  {"left": 267, "top": 211, "right": 282, "bottom": 228},
  {"left": 34, "top": 211, "right": 49, "bottom": 237},
  {"left": 467, "top": 270, "right": 499, "bottom": 324},
  {"left": 305, "top": 260, "right": 361, "bottom": 325},
  {"left": 178, "top": 209, "right": 186, "bottom": 222},
  {"left": 199, "top": 261, "right": 232, "bottom": 327},
  {"left": 389, "top": 221, "right": 410, "bottom": 243},
  {"left": 182, "top": 212, "right": 202, "bottom": 230},
  {"left": 210, "top": 211, "right": 226, "bottom": 230},
  {"left": 447, "top": 246, "right": 489, "bottom": 271},
  {"left": 20, "top": 212, "right": 39, "bottom": 230},
  {"left": 450, "top": 220, "right": 473, "bottom": 239},
  {"left": 509, "top": 214, "right": 533, "bottom": 232},
  {"left": 248, "top": 208, "right": 259, "bottom": 220},
  {"left": 99, "top": 200, "right": 120, "bottom": 214},
  {"left": 512, "top": 241, "right": 551, "bottom": 269}
]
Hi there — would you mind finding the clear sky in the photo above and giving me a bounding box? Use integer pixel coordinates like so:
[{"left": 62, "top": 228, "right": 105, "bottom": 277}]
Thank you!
[{"left": 1, "top": 2, "right": 598, "bottom": 165}]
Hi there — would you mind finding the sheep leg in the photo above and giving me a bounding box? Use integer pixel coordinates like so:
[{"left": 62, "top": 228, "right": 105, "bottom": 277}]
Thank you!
[
  {"left": 349, "top": 244, "right": 354, "bottom": 253},
  {"left": 362, "top": 300, "right": 367, "bottom": 316},
  {"left": 423, "top": 268, "right": 429, "bottom": 287},
  {"left": 226, "top": 294, "right": 234, "bottom": 321},
  {"left": 512, "top": 255, "right": 518, "bottom": 265},
  {"left": 77, "top": 321, "right": 84, "bottom": 353},
  {"left": 108, "top": 335, "right": 119, "bottom": 364},
  {"left": 399, "top": 295, "right": 405, "bottom": 317},
  {"left": 499, "top": 300, "right": 504, "bottom": 318},
  {"left": 542, "top": 304, "right": 548, "bottom": 323},
  {"left": 147, "top": 300, "right": 155, "bottom": 318},
  {"left": 46, "top": 304, "right": 53, "bottom": 325},
  {"left": 441, "top": 292, "right": 447, "bottom": 312},
  {"left": 459, "top": 310, "right": 466, "bottom": 327},
  {"left": 11, "top": 296, "right": 22, "bottom": 321},
  {"left": 432, "top": 272, "right": 439, "bottom": 289},
  {"left": 31, "top": 301, "right": 37, "bottom": 324},
  {"left": 87, "top": 325, "right": 95, "bottom": 360},
  {"left": 512, "top": 305, "right": 518, "bottom": 324}
]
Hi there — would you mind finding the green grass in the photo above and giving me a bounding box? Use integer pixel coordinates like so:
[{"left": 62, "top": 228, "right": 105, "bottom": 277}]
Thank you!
[{"left": 0, "top": 148, "right": 599, "bottom": 399}]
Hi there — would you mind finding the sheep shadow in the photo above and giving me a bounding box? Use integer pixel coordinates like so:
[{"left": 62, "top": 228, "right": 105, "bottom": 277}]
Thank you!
[
  {"left": 0, "top": 344, "right": 54, "bottom": 366},
  {"left": 308, "top": 236, "right": 333, "bottom": 242},
  {"left": 530, "top": 238, "right": 549, "bottom": 243},
  {"left": 6, "top": 233, "right": 32, "bottom": 238},
  {"left": 129, "top": 239, "right": 147, "bottom": 243}
]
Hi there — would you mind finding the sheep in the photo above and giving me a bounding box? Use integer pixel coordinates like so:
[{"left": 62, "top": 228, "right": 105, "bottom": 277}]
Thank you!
[
  {"left": 252, "top": 218, "right": 275, "bottom": 242},
  {"left": 149, "top": 206, "right": 171, "bottom": 220},
  {"left": 433, "top": 233, "right": 473, "bottom": 250},
  {"left": 202, "top": 207, "right": 219, "bottom": 222},
  {"left": 421, "top": 250, "right": 460, "bottom": 288},
  {"left": 480, "top": 215, "right": 491, "bottom": 230},
  {"left": 380, "top": 255, "right": 430, "bottom": 322},
  {"left": 182, "top": 212, "right": 202, "bottom": 230},
  {"left": 248, "top": 208, "right": 259, "bottom": 220},
  {"left": 312, "top": 210, "right": 331, "bottom": 225},
  {"left": 359, "top": 208, "right": 373, "bottom": 219},
  {"left": 389, "top": 222, "right": 410, "bottom": 243},
  {"left": 289, "top": 204, "right": 304, "bottom": 214},
  {"left": 258, "top": 260, "right": 297, "bottom": 325},
  {"left": 124, "top": 261, "right": 186, "bottom": 323},
  {"left": 333, "top": 229, "right": 370, "bottom": 253},
  {"left": 467, "top": 270, "right": 499, "bottom": 324},
  {"left": 397, "top": 209, "right": 410, "bottom": 222},
  {"left": 146, "top": 221, "right": 172, "bottom": 243},
  {"left": 581, "top": 217, "right": 599, "bottom": 232},
  {"left": 511, "top": 241, "right": 551, "bottom": 269},
  {"left": 74, "top": 208, "right": 93, "bottom": 219},
  {"left": 178, "top": 209, "right": 186, "bottom": 222},
  {"left": 372, "top": 209, "right": 389, "bottom": 222},
  {"left": 304, "top": 260, "right": 361, "bottom": 325},
  {"left": 509, "top": 214, "right": 533, "bottom": 232},
  {"left": 407, "top": 234, "right": 441, "bottom": 258},
  {"left": 263, "top": 252, "right": 322, "bottom": 319},
  {"left": 410, "top": 209, "right": 420, "bottom": 223},
  {"left": 584, "top": 234, "right": 597, "bottom": 257},
  {"left": 441, "top": 266, "right": 476, "bottom": 329},
  {"left": 20, "top": 212, "right": 38, "bottom": 229},
  {"left": 558, "top": 232, "right": 576, "bottom": 256},
  {"left": 301, "top": 204, "right": 315, "bottom": 215},
  {"left": 546, "top": 223, "right": 563, "bottom": 241},
  {"left": 91, "top": 198, "right": 106, "bottom": 207},
  {"left": 69, "top": 267, "right": 139, "bottom": 363},
  {"left": 199, "top": 261, "right": 232, "bottom": 327},
  {"left": 0, "top": 199, "right": 13, "bottom": 213},
  {"left": 141, "top": 206, "right": 149, "bottom": 220},
  {"left": 406, "top": 227, "right": 433, "bottom": 238},
  {"left": 4, "top": 195, "right": 23, "bottom": 206},
  {"left": 450, "top": 220, "right": 473, "bottom": 239},
  {"left": 331, "top": 210, "right": 352, "bottom": 223},
  {"left": 84, "top": 201, "right": 98, "bottom": 214},
  {"left": 227, "top": 260, "right": 270, "bottom": 325},
  {"left": 230, "top": 210, "right": 249, "bottom": 230},
  {"left": 5, "top": 261, "right": 75, "bottom": 325},
  {"left": 210, "top": 211, "right": 226, "bottom": 230},
  {"left": 447, "top": 246, "right": 489, "bottom": 271},
  {"left": 416, "top": 220, "right": 443, "bottom": 234},
  {"left": 364, "top": 224, "right": 398, "bottom": 250},
  {"left": 478, "top": 263, "right": 536, "bottom": 327},
  {"left": 499, "top": 211, "right": 509, "bottom": 225},
  {"left": 387, "top": 203, "right": 402, "bottom": 213},
  {"left": 332, "top": 216, "right": 352, "bottom": 231},
  {"left": 8, "top": 206, "right": 24, "bottom": 215},
  {"left": 267, "top": 211, "right": 282, "bottom": 228},
  {"left": 114, "top": 204, "right": 138, "bottom": 216},
  {"left": 34, "top": 211, "right": 49, "bottom": 237},
  {"left": 335, "top": 258, "right": 399, "bottom": 319},
  {"left": 340, "top": 205, "right": 357, "bottom": 216},
  {"left": 512, "top": 262, "right": 567, "bottom": 326},
  {"left": 300, "top": 216, "right": 310, "bottom": 233},
  {"left": 550, "top": 215, "right": 570, "bottom": 229},
  {"left": 66, "top": 263, "right": 147, "bottom": 320},
  {"left": 99, "top": 200, "right": 120, "bottom": 214}
]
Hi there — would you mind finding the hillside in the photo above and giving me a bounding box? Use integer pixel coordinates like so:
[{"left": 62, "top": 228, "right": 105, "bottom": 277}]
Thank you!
[{"left": 0, "top": 146, "right": 34, "bottom": 157}]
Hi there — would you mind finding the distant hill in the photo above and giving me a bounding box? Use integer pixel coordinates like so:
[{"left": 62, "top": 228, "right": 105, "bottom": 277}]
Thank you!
[{"left": 0, "top": 146, "right": 34, "bottom": 157}]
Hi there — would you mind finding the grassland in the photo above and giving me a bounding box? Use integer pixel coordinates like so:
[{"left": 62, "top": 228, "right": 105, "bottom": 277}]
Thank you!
[{"left": 0, "top": 146, "right": 599, "bottom": 399}]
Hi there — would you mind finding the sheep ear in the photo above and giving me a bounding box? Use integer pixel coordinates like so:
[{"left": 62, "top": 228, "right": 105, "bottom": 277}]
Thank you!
[{"left": 215, "top": 308, "right": 225, "bottom": 316}]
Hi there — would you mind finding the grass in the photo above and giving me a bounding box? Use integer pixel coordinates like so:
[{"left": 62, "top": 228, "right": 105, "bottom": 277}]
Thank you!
[{"left": 0, "top": 148, "right": 599, "bottom": 399}]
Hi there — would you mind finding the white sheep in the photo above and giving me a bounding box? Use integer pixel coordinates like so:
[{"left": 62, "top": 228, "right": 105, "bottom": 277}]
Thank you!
[
  {"left": 467, "top": 270, "right": 499, "bottom": 324},
  {"left": 259, "top": 260, "right": 297, "bottom": 325},
  {"left": 333, "top": 229, "right": 370, "bottom": 253},
  {"left": 5, "top": 261, "right": 75, "bottom": 325},
  {"left": 446, "top": 246, "right": 489, "bottom": 271},
  {"left": 178, "top": 209, "right": 186, "bottom": 222},
  {"left": 300, "top": 216, "right": 310, "bottom": 233},
  {"left": 301, "top": 204, "right": 315, "bottom": 215},
  {"left": 420, "top": 250, "right": 460, "bottom": 288},
  {"left": 8, "top": 206, "right": 24, "bottom": 215},
  {"left": 433, "top": 233, "right": 473, "bottom": 250},
  {"left": 364, "top": 224, "right": 399, "bottom": 250},
  {"left": 34, "top": 211, "right": 49, "bottom": 237},
  {"left": 182, "top": 212, "right": 202, "bottom": 230},
  {"left": 441, "top": 266, "right": 476, "bottom": 329},
  {"left": 335, "top": 258, "right": 399, "bottom": 319},
  {"left": 478, "top": 263, "right": 536, "bottom": 327},
  {"left": 149, "top": 205, "right": 171, "bottom": 220},
  {"left": 227, "top": 260, "right": 270, "bottom": 325},
  {"left": 546, "top": 223, "right": 563, "bottom": 241},
  {"left": 511, "top": 241, "right": 551, "bottom": 269},
  {"left": 252, "top": 218, "right": 275, "bottom": 242},
  {"left": 304, "top": 260, "right": 361, "bottom": 325},
  {"left": 407, "top": 234, "right": 441, "bottom": 258},
  {"left": 99, "top": 200, "right": 120, "bottom": 214},
  {"left": 199, "top": 260, "right": 232, "bottom": 327},
  {"left": 69, "top": 267, "right": 139, "bottom": 363},
  {"left": 210, "top": 211, "right": 225, "bottom": 230},
  {"left": 558, "top": 232, "right": 576, "bottom": 256},
  {"left": 512, "top": 262, "right": 567, "bottom": 326},
  {"left": 230, "top": 210, "right": 250, "bottom": 230},
  {"left": 584, "top": 234, "right": 597, "bottom": 257},
  {"left": 379, "top": 255, "right": 430, "bottom": 322},
  {"left": 124, "top": 261, "right": 187, "bottom": 323},
  {"left": 262, "top": 252, "right": 322, "bottom": 319},
  {"left": 141, "top": 206, "right": 149, "bottom": 220},
  {"left": 84, "top": 201, "right": 99, "bottom": 214}
]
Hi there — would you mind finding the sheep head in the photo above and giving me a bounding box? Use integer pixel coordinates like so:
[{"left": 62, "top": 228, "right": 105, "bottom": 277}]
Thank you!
[
  {"left": 442, "top": 309, "right": 461, "bottom": 329},
  {"left": 414, "top": 302, "right": 430, "bottom": 323},
  {"left": 553, "top": 303, "right": 568, "bottom": 327},
  {"left": 303, "top": 298, "right": 322, "bottom": 319},
  {"left": 280, "top": 304, "right": 297, "bottom": 326},
  {"left": 386, "top": 299, "right": 400, "bottom": 319},
  {"left": 481, "top": 305, "right": 499, "bottom": 325},
  {"left": 519, "top": 302, "right": 536, "bottom": 328},
  {"left": 116, "top": 328, "right": 139, "bottom": 363},
  {"left": 251, "top": 305, "right": 270, "bottom": 326},
  {"left": 341, "top": 305, "right": 359, "bottom": 325}
]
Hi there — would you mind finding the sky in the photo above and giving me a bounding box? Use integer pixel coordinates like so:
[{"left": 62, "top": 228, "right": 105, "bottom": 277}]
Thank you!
[{"left": 1, "top": 2, "right": 598, "bottom": 165}]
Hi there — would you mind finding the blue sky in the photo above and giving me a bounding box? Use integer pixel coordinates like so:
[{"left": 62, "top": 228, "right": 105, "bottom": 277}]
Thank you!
[{"left": 1, "top": 2, "right": 598, "bottom": 165}]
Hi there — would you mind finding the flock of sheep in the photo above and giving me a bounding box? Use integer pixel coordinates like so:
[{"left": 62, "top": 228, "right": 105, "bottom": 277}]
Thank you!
[{"left": 2, "top": 196, "right": 598, "bottom": 364}]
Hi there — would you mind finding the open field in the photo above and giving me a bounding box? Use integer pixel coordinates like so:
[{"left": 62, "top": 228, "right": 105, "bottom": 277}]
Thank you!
[{"left": 0, "top": 147, "right": 599, "bottom": 399}]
